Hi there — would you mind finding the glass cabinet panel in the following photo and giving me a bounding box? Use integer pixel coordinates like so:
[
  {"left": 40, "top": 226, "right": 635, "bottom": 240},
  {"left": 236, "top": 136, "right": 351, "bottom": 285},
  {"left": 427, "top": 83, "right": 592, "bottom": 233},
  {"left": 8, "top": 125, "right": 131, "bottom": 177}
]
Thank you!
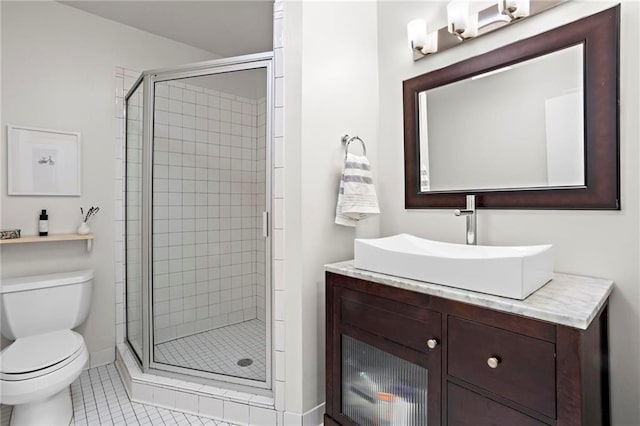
[{"left": 342, "top": 335, "right": 429, "bottom": 426}]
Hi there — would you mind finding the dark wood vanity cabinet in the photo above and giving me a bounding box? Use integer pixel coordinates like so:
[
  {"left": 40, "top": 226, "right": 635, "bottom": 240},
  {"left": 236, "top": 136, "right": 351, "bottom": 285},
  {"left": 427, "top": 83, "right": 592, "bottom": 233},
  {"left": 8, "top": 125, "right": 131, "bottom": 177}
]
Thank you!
[{"left": 325, "top": 272, "right": 610, "bottom": 426}]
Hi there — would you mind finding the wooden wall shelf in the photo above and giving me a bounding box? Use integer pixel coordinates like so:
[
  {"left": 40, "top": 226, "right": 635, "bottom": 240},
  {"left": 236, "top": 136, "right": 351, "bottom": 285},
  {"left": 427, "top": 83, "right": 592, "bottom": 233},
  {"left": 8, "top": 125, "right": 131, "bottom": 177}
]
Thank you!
[{"left": 0, "top": 233, "right": 95, "bottom": 251}]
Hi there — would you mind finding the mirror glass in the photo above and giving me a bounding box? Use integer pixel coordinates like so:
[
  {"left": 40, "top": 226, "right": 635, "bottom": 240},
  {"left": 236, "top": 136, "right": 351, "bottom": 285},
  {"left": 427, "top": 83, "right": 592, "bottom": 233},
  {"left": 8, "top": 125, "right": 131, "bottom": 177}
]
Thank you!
[{"left": 418, "top": 44, "right": 584, "bottom": 192}]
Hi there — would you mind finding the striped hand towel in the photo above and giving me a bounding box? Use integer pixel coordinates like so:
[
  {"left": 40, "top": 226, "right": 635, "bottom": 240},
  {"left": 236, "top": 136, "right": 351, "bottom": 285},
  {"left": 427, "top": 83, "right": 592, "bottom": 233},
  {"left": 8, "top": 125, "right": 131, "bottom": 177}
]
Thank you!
[{"left": 335, "top": 152, "right": 380, "bottom": 227}]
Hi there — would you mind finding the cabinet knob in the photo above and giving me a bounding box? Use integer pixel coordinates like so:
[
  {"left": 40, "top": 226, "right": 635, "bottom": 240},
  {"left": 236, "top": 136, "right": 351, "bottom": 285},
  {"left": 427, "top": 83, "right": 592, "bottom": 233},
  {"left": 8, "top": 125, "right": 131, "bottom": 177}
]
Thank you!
[
  {"left": 487, "top": 356, "right": 501, "bottom": 369},
  {"left": 427, "top": 338, "right": 439, "bottom": 349}
]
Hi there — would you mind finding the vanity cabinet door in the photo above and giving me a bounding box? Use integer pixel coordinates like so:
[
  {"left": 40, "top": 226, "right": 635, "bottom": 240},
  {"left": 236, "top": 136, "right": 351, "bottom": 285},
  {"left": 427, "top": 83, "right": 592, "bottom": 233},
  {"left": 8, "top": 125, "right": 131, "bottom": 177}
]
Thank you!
[
  {"left": 447, "top": 316, "right": 556, "bottom": 418},
  {"left": 326, "top": 274, "right": 442, "bottom": 425},
  {"left": 447, "top": 382, "right": 549, "bottom": 426}
]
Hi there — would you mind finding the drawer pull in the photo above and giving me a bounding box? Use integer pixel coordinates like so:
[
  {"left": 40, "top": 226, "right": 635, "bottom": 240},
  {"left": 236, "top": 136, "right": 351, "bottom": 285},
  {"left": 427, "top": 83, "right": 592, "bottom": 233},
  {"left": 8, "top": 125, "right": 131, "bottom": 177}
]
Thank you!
[
  {"left": 427, "top": 338, "right": 439, "bottom": 349},
  {"left": 487, "top": 356, "right": 501, "bottom": 369}
]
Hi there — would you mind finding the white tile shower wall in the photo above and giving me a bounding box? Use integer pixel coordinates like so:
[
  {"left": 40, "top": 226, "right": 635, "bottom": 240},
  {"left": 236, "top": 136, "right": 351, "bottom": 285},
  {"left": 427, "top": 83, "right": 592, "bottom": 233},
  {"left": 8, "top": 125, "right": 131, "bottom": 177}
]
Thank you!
[{"left": 152, "top": 80, "right": 266, "bottom": 344}]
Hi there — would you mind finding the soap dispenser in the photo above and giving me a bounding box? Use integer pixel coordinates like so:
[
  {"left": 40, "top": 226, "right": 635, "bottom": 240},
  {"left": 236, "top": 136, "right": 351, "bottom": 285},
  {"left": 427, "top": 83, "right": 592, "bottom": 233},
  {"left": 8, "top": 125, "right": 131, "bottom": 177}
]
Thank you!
[{"left": 39, "top": 209, "right": 49, "bottom": 236}]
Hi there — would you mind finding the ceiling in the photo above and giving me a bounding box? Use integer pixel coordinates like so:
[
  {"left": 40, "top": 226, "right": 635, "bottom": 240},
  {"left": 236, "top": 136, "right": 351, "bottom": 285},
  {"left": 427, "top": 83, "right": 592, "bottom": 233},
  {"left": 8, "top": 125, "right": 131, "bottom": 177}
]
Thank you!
[{"left": 60, "top": 1, "right": 274, "bottom": 57}]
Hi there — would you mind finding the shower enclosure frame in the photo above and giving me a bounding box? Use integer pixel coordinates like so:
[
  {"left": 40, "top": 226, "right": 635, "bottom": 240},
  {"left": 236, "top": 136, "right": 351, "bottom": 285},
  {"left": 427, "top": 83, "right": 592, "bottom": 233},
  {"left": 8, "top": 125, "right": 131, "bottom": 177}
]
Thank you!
[{"left": 124, "top": 52, "right": 274, "bottom": 391}]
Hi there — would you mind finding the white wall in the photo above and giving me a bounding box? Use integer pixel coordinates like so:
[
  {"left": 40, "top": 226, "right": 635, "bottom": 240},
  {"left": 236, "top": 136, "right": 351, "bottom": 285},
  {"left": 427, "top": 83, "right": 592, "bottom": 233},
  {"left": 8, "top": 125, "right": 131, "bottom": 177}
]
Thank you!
[
  {"left": 283, "top": 0, "right": 380, "bottom": 417},
  {"left": 0, "top": 1, "right": 216, "bottom": 362},
  {"left": 377, "top": 1, "right": 640, "bottom": 424}
]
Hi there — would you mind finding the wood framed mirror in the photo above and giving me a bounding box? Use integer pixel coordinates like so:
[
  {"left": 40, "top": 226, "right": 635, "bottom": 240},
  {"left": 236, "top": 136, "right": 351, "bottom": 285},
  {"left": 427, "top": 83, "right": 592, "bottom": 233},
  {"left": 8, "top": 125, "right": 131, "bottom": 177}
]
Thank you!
[{"left": 403, "top": 6, "right": 619, "bottom": 209}]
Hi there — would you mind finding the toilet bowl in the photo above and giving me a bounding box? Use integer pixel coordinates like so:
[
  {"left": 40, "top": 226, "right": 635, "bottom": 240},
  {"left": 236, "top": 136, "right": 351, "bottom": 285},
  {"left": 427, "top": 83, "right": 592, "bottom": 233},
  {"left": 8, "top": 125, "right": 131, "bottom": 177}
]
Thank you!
[{"left": 0, "top": 270, "right": 94, "bottom": 426}]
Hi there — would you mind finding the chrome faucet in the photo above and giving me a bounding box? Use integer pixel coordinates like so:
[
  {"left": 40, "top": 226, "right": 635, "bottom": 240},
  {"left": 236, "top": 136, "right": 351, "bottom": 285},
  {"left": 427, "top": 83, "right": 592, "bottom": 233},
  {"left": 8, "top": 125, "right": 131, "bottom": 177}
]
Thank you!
[{"left": 454, "top": 195, "right": 477, "bottom": 245}]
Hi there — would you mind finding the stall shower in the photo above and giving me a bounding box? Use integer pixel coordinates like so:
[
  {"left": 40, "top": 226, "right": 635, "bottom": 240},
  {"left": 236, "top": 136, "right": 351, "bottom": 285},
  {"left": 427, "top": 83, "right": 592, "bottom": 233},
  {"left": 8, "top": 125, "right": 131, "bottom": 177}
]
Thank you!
[{"left": 125, "top": 54, "right": 272, "bottom": 388}]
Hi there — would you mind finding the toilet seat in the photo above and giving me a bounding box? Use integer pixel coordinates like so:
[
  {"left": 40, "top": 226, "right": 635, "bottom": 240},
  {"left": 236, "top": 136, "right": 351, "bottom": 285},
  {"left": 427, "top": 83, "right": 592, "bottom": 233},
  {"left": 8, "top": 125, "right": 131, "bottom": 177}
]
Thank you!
[
  {"left": 0, "top": 330, "right": 88, "bottom": 407},
  {"left": 1, "top": 330, "right": 84, "bottom": 381}
]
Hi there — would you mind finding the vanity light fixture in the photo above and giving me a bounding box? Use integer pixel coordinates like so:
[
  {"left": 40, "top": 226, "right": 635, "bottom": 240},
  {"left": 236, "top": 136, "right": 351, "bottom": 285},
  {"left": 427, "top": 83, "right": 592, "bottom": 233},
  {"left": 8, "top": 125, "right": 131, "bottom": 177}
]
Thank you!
[
  {"left": 407, "top": 19, "right": 438, "bottom": 56},
  {"left": 408, "top": 0, "right": 566, "bottom": 61}
]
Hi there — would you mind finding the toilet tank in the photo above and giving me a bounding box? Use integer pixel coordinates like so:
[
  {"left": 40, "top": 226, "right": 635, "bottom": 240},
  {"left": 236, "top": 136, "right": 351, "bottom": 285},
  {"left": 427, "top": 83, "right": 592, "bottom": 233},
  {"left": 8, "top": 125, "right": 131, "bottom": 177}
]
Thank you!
[{"left": 0, "top": 270, "right": 94, "bottom": 340}]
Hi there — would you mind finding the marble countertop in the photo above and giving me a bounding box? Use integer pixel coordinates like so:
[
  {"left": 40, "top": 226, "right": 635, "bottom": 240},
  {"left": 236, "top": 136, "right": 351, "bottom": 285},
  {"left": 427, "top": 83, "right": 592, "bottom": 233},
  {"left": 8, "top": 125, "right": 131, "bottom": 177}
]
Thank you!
[{"left": 325, "top": 260, "right": 614, "bottom": 330}]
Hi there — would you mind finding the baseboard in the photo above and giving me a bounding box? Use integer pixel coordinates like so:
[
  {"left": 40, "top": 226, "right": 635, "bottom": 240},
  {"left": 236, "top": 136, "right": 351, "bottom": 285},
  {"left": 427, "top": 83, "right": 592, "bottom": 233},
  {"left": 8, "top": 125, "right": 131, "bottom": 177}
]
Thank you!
[
  {"left": 90, "top": 347, "right": 115, "bottom": 368},
  {"left": 283, "top": 402, "right": 325, "bottom": 426},
  {"left": 283, "top": 411, "right": 302, "bottom": 425},
  {"left": 303, "top": 403, "right": 325, "bottom": 426}
]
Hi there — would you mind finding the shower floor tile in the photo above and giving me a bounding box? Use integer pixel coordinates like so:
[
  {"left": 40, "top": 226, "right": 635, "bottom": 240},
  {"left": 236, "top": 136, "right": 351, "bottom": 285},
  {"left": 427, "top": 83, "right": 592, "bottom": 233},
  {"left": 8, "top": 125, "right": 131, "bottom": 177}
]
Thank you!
[
  {"left": 154, "top": 319, "right": 266, "bottom": 381},
  {"left": 0, "top": 364, "right": 238, "bottom": 426}
]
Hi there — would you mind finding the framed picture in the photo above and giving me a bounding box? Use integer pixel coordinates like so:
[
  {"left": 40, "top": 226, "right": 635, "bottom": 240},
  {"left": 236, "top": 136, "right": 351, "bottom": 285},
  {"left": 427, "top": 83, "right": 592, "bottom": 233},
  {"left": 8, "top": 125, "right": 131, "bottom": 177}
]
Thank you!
[{"left": 7, "top": 125, "right": 81, "bottom": 196}]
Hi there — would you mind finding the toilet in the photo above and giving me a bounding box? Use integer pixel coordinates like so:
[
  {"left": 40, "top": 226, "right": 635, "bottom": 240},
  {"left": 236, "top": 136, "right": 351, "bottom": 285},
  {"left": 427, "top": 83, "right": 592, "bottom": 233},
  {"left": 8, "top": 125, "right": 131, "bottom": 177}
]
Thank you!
[{"left": 0, "top": 270, "right": 94, "bottom": 426}]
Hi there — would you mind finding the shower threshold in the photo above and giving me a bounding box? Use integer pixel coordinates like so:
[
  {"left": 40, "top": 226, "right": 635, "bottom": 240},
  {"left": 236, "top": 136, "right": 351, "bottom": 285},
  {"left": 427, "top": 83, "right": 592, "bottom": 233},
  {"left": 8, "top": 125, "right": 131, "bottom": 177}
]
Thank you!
[{"left": 115, "top": 343, "right": 275, "bottom": 422}]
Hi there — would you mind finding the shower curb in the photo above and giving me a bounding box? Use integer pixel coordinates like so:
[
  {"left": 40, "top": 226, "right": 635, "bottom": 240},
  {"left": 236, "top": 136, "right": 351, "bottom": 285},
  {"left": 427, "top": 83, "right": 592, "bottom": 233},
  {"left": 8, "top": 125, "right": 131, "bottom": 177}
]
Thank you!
[{"left": 115, "top": 344, "right": 277, "bottom": 425}]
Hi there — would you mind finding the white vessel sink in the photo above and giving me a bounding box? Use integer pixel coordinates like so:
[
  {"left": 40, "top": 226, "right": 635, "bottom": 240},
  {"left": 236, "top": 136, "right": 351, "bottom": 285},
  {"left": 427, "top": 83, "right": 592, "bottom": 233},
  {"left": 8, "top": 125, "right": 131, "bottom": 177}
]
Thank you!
[{"left": 354, "top": 234, "right": 553, "bottom": 300}]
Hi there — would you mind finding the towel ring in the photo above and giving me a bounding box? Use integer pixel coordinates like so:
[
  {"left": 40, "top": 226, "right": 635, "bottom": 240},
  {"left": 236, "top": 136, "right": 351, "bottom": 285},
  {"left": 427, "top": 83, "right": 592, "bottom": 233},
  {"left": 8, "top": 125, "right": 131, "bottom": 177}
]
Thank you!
[{"left": 342, "top": 134, "right": 367, "bottom": 159}]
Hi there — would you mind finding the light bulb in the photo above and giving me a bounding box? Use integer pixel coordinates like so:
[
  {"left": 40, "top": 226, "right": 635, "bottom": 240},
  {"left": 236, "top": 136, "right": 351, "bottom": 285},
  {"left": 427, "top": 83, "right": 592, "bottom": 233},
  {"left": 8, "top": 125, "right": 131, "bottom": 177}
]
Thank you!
[
  {"left": 407, "top": 19, "right": 428, "bottom": 50},
  {"left": 498, "top": 0, "right": 530, "bottom": 19},
  {"left": 447, "top": 0, "right": 470, "bottom": 36}
]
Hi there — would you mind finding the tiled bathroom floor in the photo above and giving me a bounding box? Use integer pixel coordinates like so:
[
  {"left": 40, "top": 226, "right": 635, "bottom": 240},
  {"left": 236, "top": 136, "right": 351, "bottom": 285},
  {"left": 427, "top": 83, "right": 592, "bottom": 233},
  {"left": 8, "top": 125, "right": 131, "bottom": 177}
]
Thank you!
[
  {"left": 0, "top": 364, "right": 237, "bottom": 426},
  {"left": 154, "top": 319, "right": 266, "bottom": 381}
]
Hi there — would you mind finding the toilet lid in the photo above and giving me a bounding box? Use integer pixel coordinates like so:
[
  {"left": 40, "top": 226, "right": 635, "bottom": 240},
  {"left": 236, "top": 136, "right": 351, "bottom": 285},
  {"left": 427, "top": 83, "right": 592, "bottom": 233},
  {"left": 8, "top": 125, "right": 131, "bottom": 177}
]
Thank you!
[{"left": 0, "top": 330, "right": 84, "bottom": 374}]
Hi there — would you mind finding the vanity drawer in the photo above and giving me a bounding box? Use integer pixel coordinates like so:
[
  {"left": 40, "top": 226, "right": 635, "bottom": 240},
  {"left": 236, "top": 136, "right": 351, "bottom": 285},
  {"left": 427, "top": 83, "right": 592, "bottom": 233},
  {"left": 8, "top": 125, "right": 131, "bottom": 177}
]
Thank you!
[
  {"left": 448, "top": 317, "right": 556, "bottom": 418},
  {"left": 447, "top": 382, "right": 549, "bottom": 426},
  {"left": 339, "top": 288, "right": 441, "bottom": 354}
]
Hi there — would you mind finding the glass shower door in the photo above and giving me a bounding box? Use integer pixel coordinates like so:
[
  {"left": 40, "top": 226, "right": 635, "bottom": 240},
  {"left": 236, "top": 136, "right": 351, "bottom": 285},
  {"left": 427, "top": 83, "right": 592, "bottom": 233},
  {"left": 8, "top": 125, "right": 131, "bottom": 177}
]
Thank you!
[
  {"left": 149, "top": 65, "right": 271, "bottom": 385},
  {"left": 125, "top": 80, "right": 144, "bottom": 362}
]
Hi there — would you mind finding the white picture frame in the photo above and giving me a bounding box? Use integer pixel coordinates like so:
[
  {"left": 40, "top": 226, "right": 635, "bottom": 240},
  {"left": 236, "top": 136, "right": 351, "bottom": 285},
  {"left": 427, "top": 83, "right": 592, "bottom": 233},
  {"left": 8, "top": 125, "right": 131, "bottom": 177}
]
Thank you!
[{"left": 7, "top": 125, "right": 81, "bottom": 196}]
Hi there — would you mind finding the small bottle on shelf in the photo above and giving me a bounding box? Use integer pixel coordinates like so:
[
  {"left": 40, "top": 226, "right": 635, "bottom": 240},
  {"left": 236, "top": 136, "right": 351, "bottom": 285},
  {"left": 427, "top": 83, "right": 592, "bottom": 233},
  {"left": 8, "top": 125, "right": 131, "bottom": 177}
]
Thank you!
[{"left": 39, "top": 209, "right": 49, "bottom": 236}]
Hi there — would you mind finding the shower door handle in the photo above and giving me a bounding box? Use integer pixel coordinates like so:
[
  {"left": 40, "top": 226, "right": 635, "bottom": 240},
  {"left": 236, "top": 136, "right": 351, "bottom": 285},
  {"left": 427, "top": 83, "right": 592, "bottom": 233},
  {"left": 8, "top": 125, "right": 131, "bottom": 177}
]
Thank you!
[{"left": 263, "top": 211, "right": 269, "bottom": 238}]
